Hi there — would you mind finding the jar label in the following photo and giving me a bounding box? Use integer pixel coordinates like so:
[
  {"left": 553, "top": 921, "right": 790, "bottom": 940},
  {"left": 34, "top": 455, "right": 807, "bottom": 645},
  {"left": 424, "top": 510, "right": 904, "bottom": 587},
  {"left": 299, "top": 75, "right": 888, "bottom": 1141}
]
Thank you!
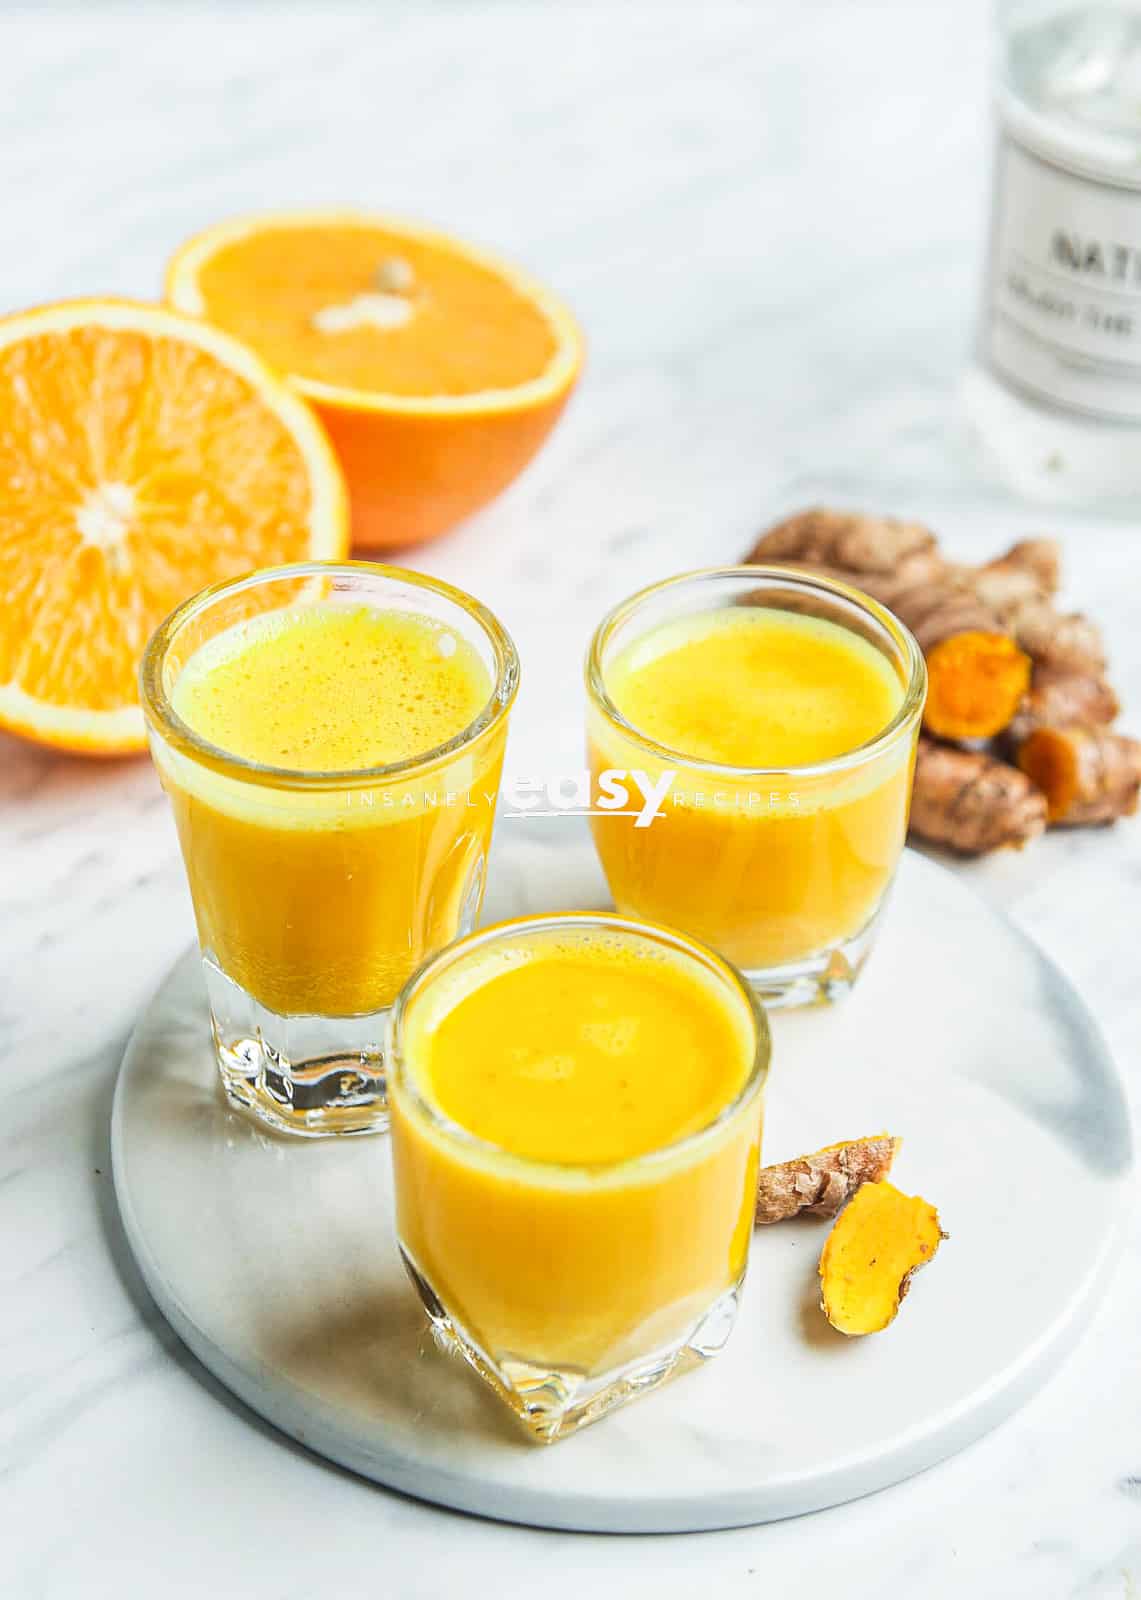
[{"left": 983, "top": 128, "right": 1141, "bottom": 423}]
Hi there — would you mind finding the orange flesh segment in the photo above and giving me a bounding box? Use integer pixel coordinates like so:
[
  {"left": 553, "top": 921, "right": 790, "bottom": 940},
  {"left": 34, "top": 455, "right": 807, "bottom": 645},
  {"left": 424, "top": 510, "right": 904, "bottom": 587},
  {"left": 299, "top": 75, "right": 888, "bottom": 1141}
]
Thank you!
[
  {"left": 192, "top": 225, "right": 560, "bottom": 397},
  {"left": 924, "top": 631, "right": 1031, "bottom": 742},
  {"left": 0, "top": 314, "right": 342, "bottom": 733}
]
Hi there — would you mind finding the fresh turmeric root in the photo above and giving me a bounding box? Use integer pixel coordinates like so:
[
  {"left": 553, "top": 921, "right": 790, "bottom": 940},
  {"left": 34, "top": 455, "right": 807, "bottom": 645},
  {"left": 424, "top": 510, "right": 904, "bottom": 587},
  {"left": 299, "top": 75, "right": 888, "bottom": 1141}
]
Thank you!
[
  {"left": 944, "top": 537, "right": 1103, "bottom": 674},
  {"left": 870, "top": 570, "right": 1033, "bottom": 740},
  {"left": 1017, "top": 726, "right": 1141, "bottom": 825},
  {"left": 745, "top": 509, "right": 1135, "bottom": 853},
  {"left": 818, "top": 1181, "right": 946, "bottom": 1336},
  {"left": 755, "top": 1134, "right": 900, "bottom": 1224},
  {"left": 749, "top": 507, "right": 938, "bottom": 579},
  {"left": 1008, "top": 667, "right": 1119, "bottom": 744},
  {"left": 909, "top": 736, "right": 1047, "bottom": 854},
  {"left": 974, "top": 537, "right": 1060, "bottom": 601},
  {"left": 752, "top": 514, "right": 1106, "bottom": 680}
]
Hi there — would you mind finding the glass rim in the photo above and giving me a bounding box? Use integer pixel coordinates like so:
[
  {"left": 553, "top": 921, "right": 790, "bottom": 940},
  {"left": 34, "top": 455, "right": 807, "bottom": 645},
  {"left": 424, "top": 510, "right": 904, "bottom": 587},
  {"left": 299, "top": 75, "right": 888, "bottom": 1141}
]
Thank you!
[
  {"left": 585, "top": 564, "right": 927, "bottom": 780},
  {"left": 387, "top": 910, "right": 771, "bottom": 1186},
  {"left": 139, "top": 560, "right": 520, "bottom": 790}
]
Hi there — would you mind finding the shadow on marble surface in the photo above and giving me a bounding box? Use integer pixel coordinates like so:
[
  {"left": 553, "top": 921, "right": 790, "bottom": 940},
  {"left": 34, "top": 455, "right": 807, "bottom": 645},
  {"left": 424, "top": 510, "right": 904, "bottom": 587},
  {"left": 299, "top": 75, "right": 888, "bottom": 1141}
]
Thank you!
[
  {"left": 91, "top": 1047, "right": 405, "bottom": 1490},
  {"left": 255, "top": 1281, "right": 525, "bottom": 1452}
]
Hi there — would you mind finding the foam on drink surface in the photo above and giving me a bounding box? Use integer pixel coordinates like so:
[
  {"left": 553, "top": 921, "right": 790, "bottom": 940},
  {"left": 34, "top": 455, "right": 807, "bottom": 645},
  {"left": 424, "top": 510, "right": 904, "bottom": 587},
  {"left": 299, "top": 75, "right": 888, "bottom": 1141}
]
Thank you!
[
  {"left": 605, "top": 607, "right": 902, "bottom": 769},
  {"left": 172, "top": 603, "right": 492, "bottom": 770}
]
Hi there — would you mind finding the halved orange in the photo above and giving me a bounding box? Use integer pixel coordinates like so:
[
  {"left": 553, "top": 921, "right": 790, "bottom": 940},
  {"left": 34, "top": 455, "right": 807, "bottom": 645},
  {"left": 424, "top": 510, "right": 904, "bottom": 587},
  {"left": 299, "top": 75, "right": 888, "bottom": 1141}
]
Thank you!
[
  {"left": 165, "top": 211, "right": 583, "bottom": 549},
  {"left": 0, "top": 299, "right": 348, "bottom": 755}
]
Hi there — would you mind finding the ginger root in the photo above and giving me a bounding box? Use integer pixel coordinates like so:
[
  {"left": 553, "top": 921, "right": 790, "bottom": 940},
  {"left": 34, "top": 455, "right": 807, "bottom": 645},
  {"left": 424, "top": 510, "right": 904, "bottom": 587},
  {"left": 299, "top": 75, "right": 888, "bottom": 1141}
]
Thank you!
[
  {"left": 818, "top": 1180, "right": 946, "bottom": 1336},
  {"left": 755, "top": 1134, "right": 900, "bottom": 1225},
  {"left": 1017, "top": 726, "right": 1141, "bottom": 825},
  {"left": 909, "top": 735, "right": 1047, "bottom": 854}
]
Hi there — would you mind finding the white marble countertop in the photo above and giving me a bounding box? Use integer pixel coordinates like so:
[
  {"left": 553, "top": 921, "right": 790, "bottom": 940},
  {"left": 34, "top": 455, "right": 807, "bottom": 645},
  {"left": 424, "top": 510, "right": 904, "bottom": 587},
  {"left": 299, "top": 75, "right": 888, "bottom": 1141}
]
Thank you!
[{"left": 1, "top": 2, "right": 1138, "bottom": 1595}]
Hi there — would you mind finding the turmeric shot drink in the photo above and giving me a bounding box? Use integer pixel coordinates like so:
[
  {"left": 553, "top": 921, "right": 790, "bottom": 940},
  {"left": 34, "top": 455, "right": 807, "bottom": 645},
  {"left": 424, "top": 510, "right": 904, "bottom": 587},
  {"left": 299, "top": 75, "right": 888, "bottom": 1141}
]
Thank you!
[
  {"left": 141, "top": 563, "right": 518, "bottom": 1137},
  {"left": 387, "top": 912, "right": 769, "bottom": 1443},
  {"left": 586, "top": 567, "right": 926, "bottom": 1009}
]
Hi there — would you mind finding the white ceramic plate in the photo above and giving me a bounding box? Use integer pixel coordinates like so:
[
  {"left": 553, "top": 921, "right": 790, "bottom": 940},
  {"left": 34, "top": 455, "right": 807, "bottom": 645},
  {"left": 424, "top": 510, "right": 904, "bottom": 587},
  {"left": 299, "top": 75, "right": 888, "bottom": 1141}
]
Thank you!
[{"left": 112, "top": 831, "right": 1132, "bottom": 1532}]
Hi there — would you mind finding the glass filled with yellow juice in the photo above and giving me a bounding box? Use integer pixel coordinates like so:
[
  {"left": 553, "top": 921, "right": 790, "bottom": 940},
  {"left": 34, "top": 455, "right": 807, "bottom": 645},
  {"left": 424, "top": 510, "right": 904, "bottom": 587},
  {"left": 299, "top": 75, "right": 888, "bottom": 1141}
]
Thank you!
[
  {"left": 586, "top": 567, "right": 926, "bottom": 1008},
  {"left": 141, "top": 562, "right": 518, "bottom": 1138},
  {"left": 388, "top": 911, "right": 769, "bottom": 1443}
]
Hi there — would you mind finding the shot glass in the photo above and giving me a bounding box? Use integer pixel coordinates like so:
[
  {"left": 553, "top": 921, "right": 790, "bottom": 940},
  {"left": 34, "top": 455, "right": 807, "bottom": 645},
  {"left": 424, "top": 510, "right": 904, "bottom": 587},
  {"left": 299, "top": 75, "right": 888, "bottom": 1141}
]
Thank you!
[
  {"left": 141, "top": 562, "right": 518, "bottom": 1138},
  {"left": 586, "top": 566, "right": 926, "bottom": 1009},
  {"left": 387, "top": 911, "right": 770, "bottom": 1444}
]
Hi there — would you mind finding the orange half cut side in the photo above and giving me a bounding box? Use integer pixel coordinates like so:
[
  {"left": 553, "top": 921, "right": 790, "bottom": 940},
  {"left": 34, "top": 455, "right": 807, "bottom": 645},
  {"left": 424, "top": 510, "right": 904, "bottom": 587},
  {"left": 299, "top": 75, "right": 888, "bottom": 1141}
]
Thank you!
[
  {"left": 0, "top": 298, "right": 348, "bottom": 754},
  {"left": 166, "top": 211, "right": 583, "bottom": 548}
]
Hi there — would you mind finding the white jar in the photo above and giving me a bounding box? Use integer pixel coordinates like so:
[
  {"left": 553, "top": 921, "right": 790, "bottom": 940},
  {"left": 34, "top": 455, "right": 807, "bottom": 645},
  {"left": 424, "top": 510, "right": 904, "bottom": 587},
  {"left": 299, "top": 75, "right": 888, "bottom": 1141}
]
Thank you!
[{"left": 964, "top": 1, "right": 1141, "bottom": 504}]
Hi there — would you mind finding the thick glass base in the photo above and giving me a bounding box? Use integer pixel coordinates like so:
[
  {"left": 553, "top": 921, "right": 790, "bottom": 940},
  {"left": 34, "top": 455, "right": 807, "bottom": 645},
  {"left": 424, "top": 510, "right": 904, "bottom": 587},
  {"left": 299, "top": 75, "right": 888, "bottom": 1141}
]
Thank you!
[
  {"left": 400, "top": 1246, "right": 745, "bottom": 1445},
  {"left": 204, "top": 957, "right": 388, "bottom": 1138},
  {"left": 743, "top": 904, "right": 883, "bottom": 1011}
]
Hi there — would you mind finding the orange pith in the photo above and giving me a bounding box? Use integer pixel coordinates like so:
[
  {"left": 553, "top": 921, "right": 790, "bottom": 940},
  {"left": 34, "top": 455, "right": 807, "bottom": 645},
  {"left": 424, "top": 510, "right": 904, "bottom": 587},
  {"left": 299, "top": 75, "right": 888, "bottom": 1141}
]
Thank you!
[
  {"left": 0, "top": 299, "right": 348, "bottom": 755},
  {"left": 166, "top": 212, "right": 583, "bottom": 549}
]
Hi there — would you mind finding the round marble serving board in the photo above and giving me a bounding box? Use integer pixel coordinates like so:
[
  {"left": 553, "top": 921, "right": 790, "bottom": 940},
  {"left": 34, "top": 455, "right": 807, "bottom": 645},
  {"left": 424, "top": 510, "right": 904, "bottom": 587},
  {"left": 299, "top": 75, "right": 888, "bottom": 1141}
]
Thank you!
[{"left": 112, "top": 827, "right": 1132, "bottom": 1533}]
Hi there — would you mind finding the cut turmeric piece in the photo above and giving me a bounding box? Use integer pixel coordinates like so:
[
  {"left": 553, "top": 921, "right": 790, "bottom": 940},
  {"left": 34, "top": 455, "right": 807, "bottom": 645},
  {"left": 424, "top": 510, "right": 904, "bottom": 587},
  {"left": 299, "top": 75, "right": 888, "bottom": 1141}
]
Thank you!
[
  {"left": 755, "top": 1134, "right": 900, "bottom": 1224},
  {"left": 924, "top": 630, "right": 1032, "bottom": 742},
  {"left": 818, "top": 1180, "right": 946, "bottom": 1336},
  {"left": 1017, "top": 725, "right": 1141, "bottom": 825}
]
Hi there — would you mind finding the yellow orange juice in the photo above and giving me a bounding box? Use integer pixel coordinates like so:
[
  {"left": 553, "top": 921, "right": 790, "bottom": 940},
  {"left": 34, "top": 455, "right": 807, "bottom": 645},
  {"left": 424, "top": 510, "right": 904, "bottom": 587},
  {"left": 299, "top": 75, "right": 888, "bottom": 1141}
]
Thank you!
[
  {"left": 165, "top": 602, "right": 498, "bottom": 1015},
  {"left": 587, "top": 568, "right": 925, "bottom": 1005},
  {"left": 388, "top": 913, "right": 768, "bottom": 1441},
  {"left": 142, "top": 562, "right": 517, "bottom": 1137}
]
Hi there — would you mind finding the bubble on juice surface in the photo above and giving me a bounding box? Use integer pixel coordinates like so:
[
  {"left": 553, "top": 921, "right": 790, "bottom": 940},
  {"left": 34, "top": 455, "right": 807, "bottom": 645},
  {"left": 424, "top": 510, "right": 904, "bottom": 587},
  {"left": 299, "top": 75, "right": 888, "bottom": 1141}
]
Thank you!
[
  {"left": 579, "top": 1016, "right": 641, "bottom": 1055},
  {"left": 506, "top": 1047, "right": 577, "bottom": 1082}
]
